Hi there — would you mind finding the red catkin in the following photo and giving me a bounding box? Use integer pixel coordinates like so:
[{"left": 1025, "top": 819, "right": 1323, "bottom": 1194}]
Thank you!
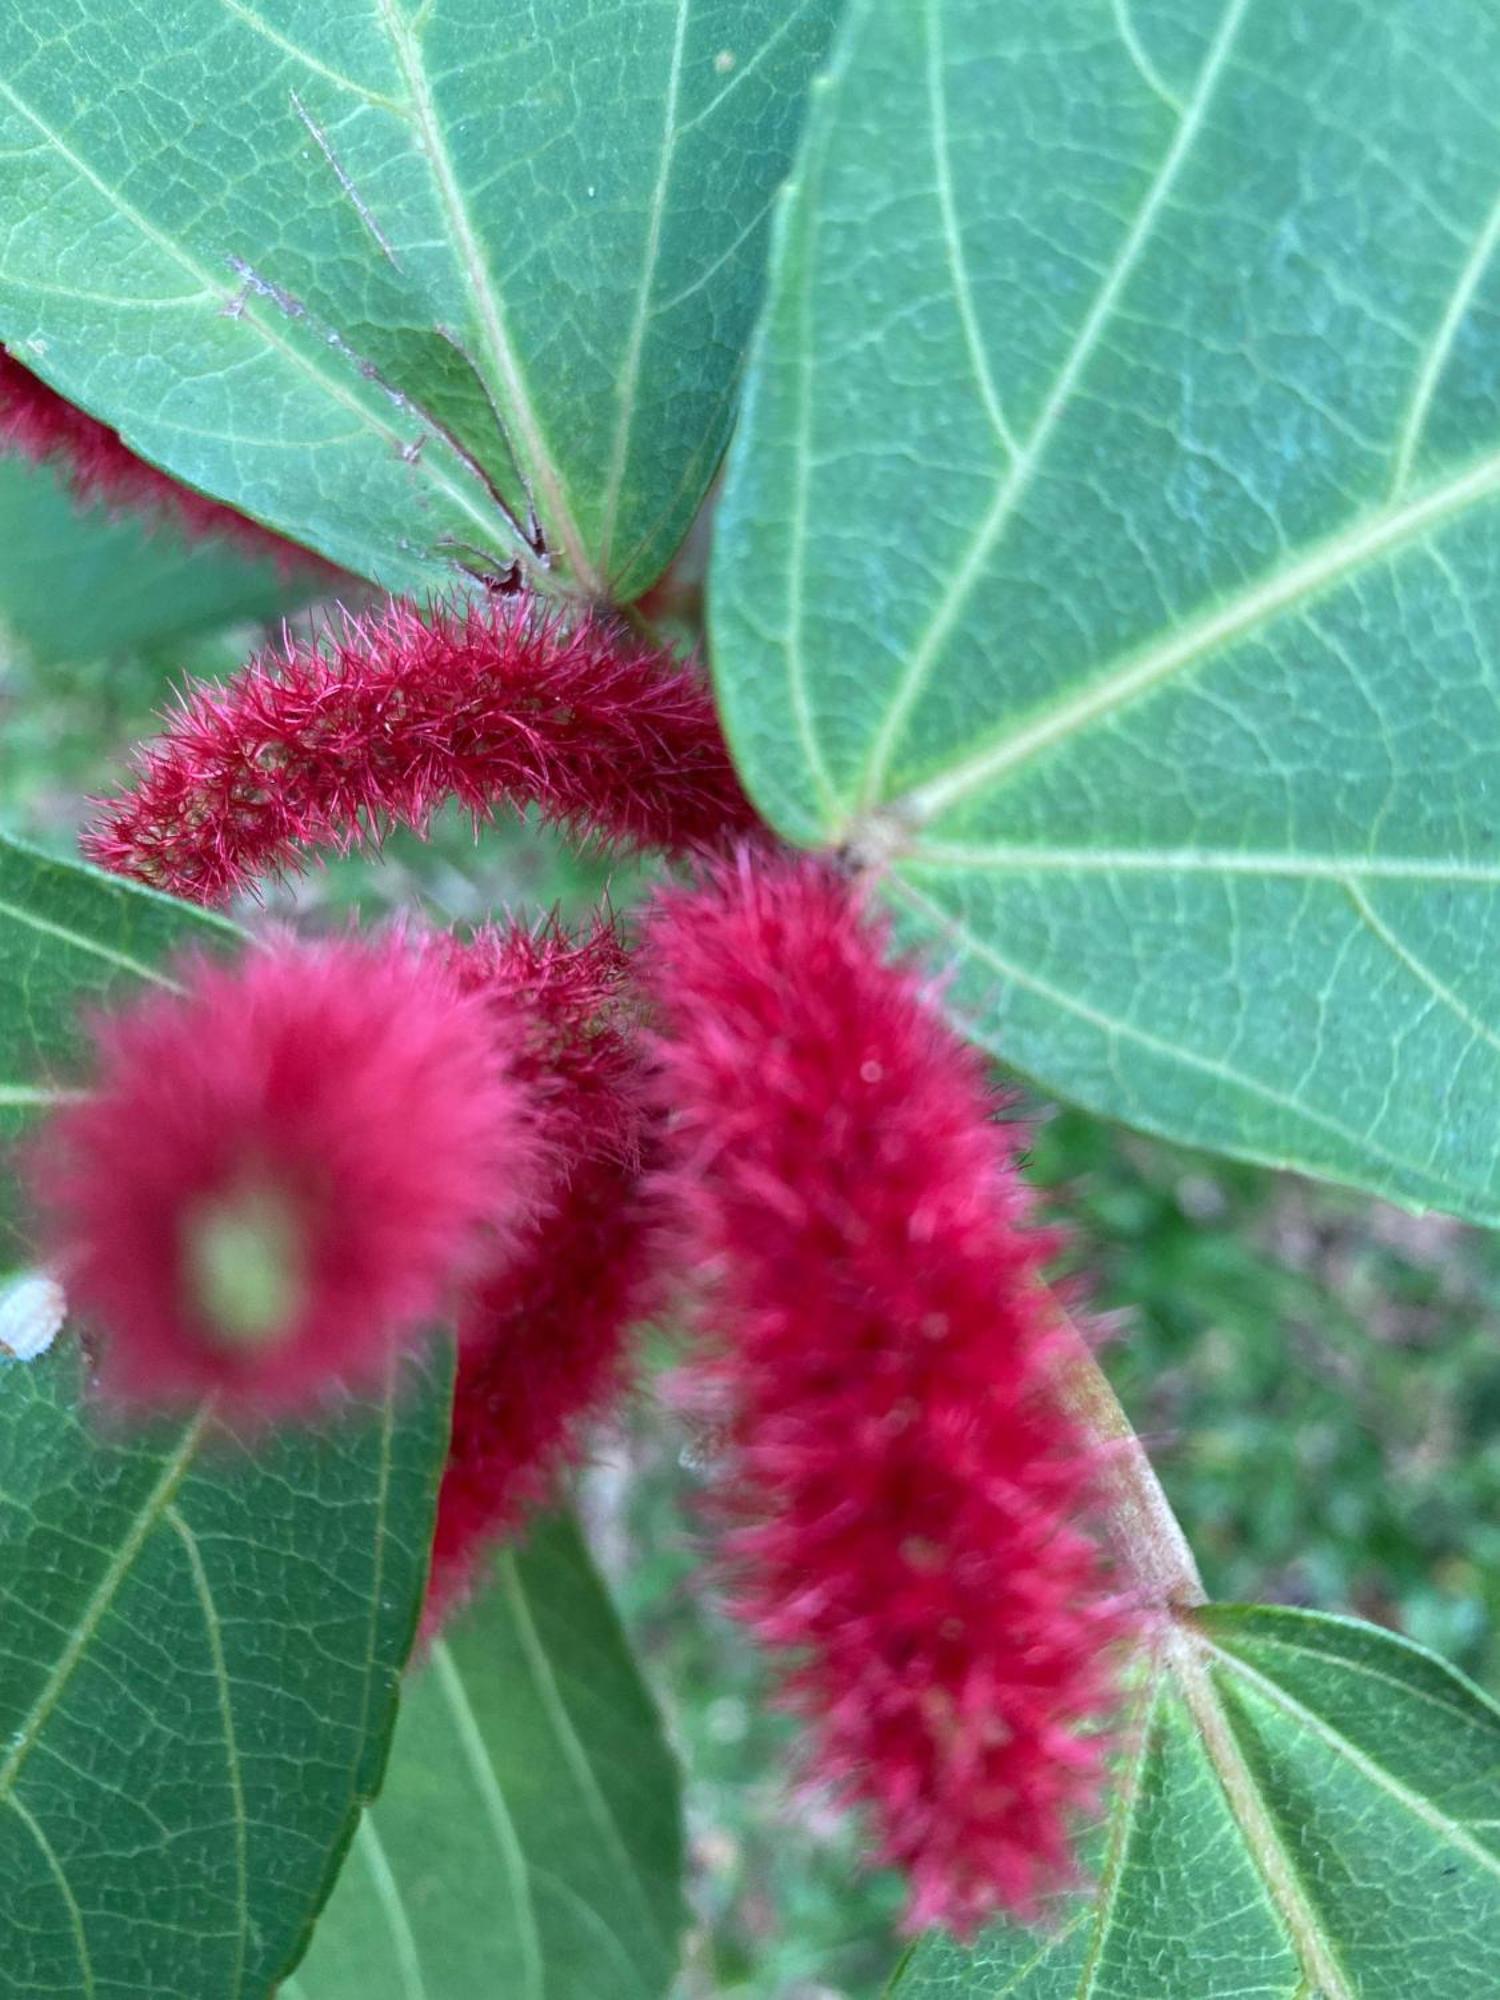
[
  {"left": 0, "top": 349, "right": 322, "bottom": 571},
  {"left": 423, "top": 917, "right": 661, "bottom": 1627},
  {"left": 28, "top": 933, "right": 536, "bottom": 1413},
  {"left": 640, "top": 853, "right": 1133, "bottom": 1933},
  {"left": 83, "top": 592, "right": 761, "bottom": 905}
]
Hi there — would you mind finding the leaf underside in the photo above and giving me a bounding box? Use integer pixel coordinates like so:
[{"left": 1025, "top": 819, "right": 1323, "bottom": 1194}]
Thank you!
[
  {"left": 284, "top": 1514, "right": 685, "bottom": 2000},
  {"left": 0, "top": 830, "right": 453, "bottom": 1999},
  {"left": 890, "top": 1605, "right": 1500, "bottom": 2000},
  {"left": 0, "top": 0, "right": 840, "bottom": 601},
  {"left": 712, "top": 0, "right": 1500, "bottom": 1222}
]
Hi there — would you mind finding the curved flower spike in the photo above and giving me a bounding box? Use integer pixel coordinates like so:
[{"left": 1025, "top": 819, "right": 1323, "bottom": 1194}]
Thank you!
[{"left": 640, "top": 853, "right": 1135, "bottom": 1934}]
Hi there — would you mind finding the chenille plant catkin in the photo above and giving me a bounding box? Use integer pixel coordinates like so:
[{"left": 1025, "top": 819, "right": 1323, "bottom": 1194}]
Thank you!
[
  {"left": 28, "top": 934, "right": 538, "bottom": 1412},
  {"left": 423, "top": 917, "right": 661, "bottom": 1628},
  {"left": 85, "top": 591, "right": 761, "bottom": 904},
  {"left": 640, "top": 853, "right": 1135, "bottom": 1934}
]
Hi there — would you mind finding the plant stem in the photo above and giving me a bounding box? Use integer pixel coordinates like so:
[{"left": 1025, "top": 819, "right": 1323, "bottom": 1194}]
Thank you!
[{"left": 1053, "top": 1307, "right": 1206, "bottom": 1609}]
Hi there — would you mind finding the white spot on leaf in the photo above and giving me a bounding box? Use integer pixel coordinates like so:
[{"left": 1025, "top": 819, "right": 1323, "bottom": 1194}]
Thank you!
[{"left": 0, "top": 1271, "right": 67, "bottom": 1360}]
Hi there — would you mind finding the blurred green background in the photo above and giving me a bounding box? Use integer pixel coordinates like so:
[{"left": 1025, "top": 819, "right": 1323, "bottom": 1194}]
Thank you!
[{"left": 4, "top": 452, "right": 1497, "bottom": 2000}]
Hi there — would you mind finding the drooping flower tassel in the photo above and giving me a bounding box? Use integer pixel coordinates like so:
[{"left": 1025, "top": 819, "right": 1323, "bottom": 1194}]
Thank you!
[
  {"left": 28, "top": 933, "right": 536, "bottom": 1412},
  {"left": 640, "top": 854, "right": 1134, "bottom": 1932},
  {"left": 85, "top": 592, "right": 761, "bottom": 905}
]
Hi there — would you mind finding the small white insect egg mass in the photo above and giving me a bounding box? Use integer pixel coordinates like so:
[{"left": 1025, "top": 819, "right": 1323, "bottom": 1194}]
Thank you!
[{"left": 0, "top": 1270, "right": 67, "bottom": 1361}]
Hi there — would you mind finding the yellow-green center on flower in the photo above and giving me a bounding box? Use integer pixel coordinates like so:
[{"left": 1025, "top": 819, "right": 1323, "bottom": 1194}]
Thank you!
[{"left": 183, "top": 1183, "right": 307, "bottom": 1353}]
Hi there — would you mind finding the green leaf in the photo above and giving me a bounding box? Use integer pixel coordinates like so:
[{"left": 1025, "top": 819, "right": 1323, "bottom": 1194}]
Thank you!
[
  {"left": 889, "top": 1605, "right": 1500, "bottom": 2000},
  {"left": 0, "top": 455, "right": 318, "bottom": 665},
  {"left": 0, "top": 829, "right": 239, "bottom": 1255},
  {"left": 0, "top": 830, "right": 453, "bottom": 1998},
  {"left": 284, "top": 1514, "right": 685, "bottom": 2000},
  {"left": 711, "top": 0, "right": 1500, "bottom": 1220},
  {"left": 0, "top": 0, "right": 839, "bottom": 599}
]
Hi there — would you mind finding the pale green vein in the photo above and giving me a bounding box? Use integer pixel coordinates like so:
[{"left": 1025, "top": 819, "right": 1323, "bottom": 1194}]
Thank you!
[
  {"left": 374, "top": 0, "right": 591, "bottom": 587},
  {"left": 0, "top": 1085, "right": 82, "bottom": 1108},
  {"left": 6, "top": 1792, "right": 95, "bottom": 1997},
  {"left": 168, "top": 1504, "right": 248, "bottom": 2000},
  {"left": 0, "top": 1409, "right": 210, "bottom": 1808},
  {"left": 499, "top": 1548, "right": 667, "bottom": 1967},
  {"left": 895, "top": 439, "right": 1500, "bottom": 825},
  {"left": 430, "top": 1639, "right": 544, "bottom": 2000},
  {"left": 1169, "top": 1628, "right": 1357, "bottom": 2000},
  {"left": 887, "top": 875, "right": 1463, "bottom": 1197},
  {"left": 0, "top": 76, "right": 501, "bottom": 552},
  {"left": 1075, "top": 1672, "right": 1167, "bottom": 1999},
  {"left": 353, "top": 1373, "right": 398, "bottom": 1772},
  {"left": 924, "top": 0, "right": 1017, "bottom": 462},
  {"left": 1341, "top": 877, "right": 1500, "bottom": 1060},
  {"left": 676, "top": 5, "right": 810, "bottom": 139},
  {"left": 355, "top": 1816, "right": 430, "bottom": 2000},
  {"left": 855, "top": 0, "right": 1252, "bottom": 807},
  {"left": 597, "top": 0, "right": 692, "bottom": 573},
  {"left": 784, "top": 130, "right": 843, "bottom": 819},
  {"left": 902, "top": 845, "right": 1500, "bottom": 885},
  {"left": 1110, "top": 0, "right": 1185, "bottom": 114},
  {"left": 0, "top": 893, "right": 185, "bottom": 987},
  {"left": 982, "top": 1909, "right": 1090, "bottom": 1998},
  {"left": 1213, "top": 1624, "right": 1500, "bottom": 1736},
  {"left": 215, "top": 0, "right": 402, "bottom": 108},
  {"left": 1199, "top": 1637, "right": 1500, "bottom": 1884},
  {"left": 1390, "top": 182, "right": 1500, "bottom": 494}
]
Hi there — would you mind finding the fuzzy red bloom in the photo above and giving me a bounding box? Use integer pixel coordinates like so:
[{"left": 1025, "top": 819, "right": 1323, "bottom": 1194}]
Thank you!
[
  {"left": 424, "top": 918, "right": 659, "bottom": 1627},
  {"left": 29, "top": 935, "right": 535, "bottom": 1412},
  {"left": 84, "top": 592, "right": 761, "bottom": 904},
  {"left": 640, "top": 855, "right": 1131, "bottom": 1933},
  {"left": 0, "top": 349, "right": 322, "bottom": 571}
]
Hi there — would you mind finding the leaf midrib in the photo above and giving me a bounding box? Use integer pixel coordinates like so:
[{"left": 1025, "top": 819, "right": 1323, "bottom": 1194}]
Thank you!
[
  {"left": 1196, "top": 1634, "right": 1500, "bottom": 1885},
  {"left": 887, "top": 874, "right": 1470, "bottom": 1208},
  {"left": 1167, "top": 1626, "right": 1357, "bottom": 2000},
  {"left": 880, "top": 440, "right": 1500, "bottom": 833},
  {"left": 372, "top": 0, "right": 593, "bottom": 589},
  {"left": 498, "top": 1548, "right": 671, "bottom": 1981},
  {"left": 0, "top": 69, "right": 504, "bottom": 570},
  {"left": 0, "top": 1409, "right": 210, "bottom": 1808},
  {"left": 853, "top": 0, "right": 1253, "bottom": 809}
]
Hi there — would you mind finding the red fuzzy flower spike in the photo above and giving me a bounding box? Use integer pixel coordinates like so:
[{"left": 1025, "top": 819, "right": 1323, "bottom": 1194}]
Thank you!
[
  {"left": 641, "top": 854, "right": 1133, "bottom": 1934},
  {"left": 29, "top": 934, "right": 536, "bottom": 1413},
  {"left": 424, "top": 917, "right": 659, "bottom": 1627},
  {"left": 83, "top": 592, "right": 761, "bottom": 905},
  {"left": 0, "top": 350, "right": 321, "bottom": 571}
]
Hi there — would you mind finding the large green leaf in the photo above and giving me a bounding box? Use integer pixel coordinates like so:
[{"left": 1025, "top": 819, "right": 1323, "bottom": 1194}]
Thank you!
[
  {"left": 0, "top": 830, "right": 453, "bottom": 1997},
  {"left": 0, "top": 455, "right": 319, "bottom": 665},
  {"left": 0, "top": 0, "right": 839, "bottom": 600},
  {"left": 890, "top": 1605, "right": 1500, "bottom": 1999},
  {"left": 284, "top": 1514, "right": 685, "bottom": 2000},
  {"left": 711, "top": 0, "right": 1500, "bottom": 1220}
]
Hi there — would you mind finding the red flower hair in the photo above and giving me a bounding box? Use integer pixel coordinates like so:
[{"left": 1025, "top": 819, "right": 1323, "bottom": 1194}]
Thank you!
[
  {"left": 640, "top": 855, "right": 1132, "bottom": 1932},
  {"left": 424, "top": 918, "right": 660, "bottom": 1625},
  {"left": 84, "top": 592, "right": 760, "bottom": 905},
  {"left": 30, "top": 934, "right": 535, "bottom": 1411}
]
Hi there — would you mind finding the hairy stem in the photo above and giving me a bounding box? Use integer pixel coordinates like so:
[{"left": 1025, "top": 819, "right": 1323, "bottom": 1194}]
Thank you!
[{"left": 1054, "top": 1307, "right": 1206, "bottom": 1609}]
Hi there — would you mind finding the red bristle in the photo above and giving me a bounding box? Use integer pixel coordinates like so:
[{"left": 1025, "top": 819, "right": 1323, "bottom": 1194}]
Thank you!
[
  {"left": 423, "top": 917, "right": 660, "bottom": 1627},
  {"left": 640, "top": 853, "right": 1135, "bottom": 1933},
  {"left": 27, "top": 933, "right": 535, "bottom": 1414},
  {"left": 84, "top": 593, "right": 762, "bottom": 903}
]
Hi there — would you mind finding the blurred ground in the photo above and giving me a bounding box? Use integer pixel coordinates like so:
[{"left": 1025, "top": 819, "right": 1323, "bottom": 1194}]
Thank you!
[{"left": 6, "top": 578, "right": 1498, "bottom": 2000}]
